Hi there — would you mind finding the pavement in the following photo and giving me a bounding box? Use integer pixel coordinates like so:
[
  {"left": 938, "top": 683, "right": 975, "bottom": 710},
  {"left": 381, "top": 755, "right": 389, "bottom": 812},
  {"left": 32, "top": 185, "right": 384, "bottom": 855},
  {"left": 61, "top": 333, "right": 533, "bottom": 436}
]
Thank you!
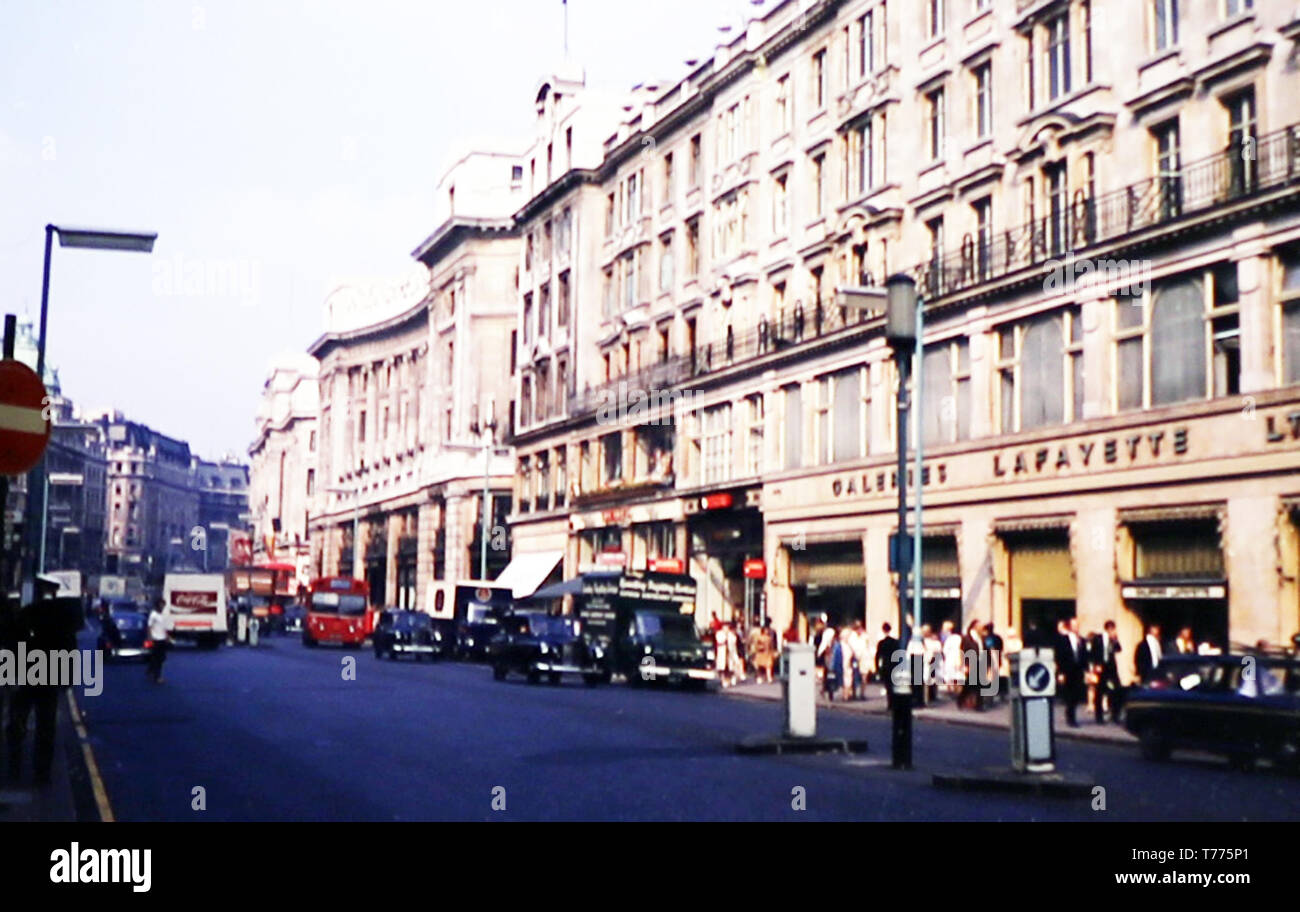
[
  {"left": 0, "top": 689, "right": 100, "bottom": 823},
  {"left": 721, "top": 678, "right": 1138, "bottom": 746}
]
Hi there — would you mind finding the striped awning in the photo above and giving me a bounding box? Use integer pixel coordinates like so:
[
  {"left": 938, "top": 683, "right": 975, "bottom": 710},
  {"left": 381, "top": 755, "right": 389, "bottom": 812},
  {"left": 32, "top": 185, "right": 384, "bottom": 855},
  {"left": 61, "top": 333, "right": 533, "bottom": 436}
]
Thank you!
[
  {"left": 992, "top": 514, "right": 1073, "bottom": 534},
  {"left": 1118, "top": 503, "right": 1224, "bottom": 525}
]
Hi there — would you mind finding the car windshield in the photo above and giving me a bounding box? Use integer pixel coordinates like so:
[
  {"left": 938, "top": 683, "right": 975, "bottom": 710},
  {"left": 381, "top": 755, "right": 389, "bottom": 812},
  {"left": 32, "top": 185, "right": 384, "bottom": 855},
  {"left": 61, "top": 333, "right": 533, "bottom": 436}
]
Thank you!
[
  {"left": 109, "top": 611, "right": 144, "bottom": 629},
  {"left": 467, "top": 604, "right": 498, "bottom": 625},
  {"left": 634, "top": 612, "right": 699, "bottom": 644},
  {"left": 311, "top": 593, "right": 367, "bottom": 616},
  {"left": 392, "top": 613, "right": 430, "bottom": 630},
  {"left": 530, "top": 616, "right": 577, "bottom": 638}
]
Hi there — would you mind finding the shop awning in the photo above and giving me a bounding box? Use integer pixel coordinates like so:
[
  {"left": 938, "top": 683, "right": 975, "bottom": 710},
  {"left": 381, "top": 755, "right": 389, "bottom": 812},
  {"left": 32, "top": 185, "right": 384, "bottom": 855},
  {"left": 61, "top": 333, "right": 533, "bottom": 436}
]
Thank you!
[
  {"left": 788, "top": 541, "right": 864, "bottom": 588},
  {"left": 493, "top": 550, "right": 564, "bottom": 599},
  {"left": 993, "top": 515, "right": 1073, "bottom": 534},
  {"left": 1118, "top": 503, "right": 1224, "bottom": 525}
]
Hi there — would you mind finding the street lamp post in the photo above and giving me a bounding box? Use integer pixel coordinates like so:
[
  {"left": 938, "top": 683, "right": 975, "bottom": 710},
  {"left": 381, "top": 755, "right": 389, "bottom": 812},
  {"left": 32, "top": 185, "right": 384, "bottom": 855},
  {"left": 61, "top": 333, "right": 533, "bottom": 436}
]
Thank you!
[
  {"left": 23, "top": 225, "right": 156, "bottom": 597},
  {"left": 884, "top": 274, "right": 922, "bottom": 771},
  {"left": 469, "top": 400, "right": 498, "bottom": 582}
]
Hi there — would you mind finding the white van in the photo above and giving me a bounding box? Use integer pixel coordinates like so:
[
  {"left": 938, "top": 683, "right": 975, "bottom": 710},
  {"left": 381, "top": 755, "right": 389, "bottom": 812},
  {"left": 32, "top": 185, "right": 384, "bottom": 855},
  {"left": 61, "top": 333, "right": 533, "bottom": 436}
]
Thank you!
[{"left": 162, "top": 573, "right": 228, "bottom": 648}]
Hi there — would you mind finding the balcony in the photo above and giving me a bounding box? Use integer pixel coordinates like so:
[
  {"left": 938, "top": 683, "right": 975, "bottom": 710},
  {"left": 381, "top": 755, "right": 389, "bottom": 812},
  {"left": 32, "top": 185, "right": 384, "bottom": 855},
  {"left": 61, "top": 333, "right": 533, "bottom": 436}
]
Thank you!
[{"left": 912, "top": 121, "right": 1300, "bottom": 303}]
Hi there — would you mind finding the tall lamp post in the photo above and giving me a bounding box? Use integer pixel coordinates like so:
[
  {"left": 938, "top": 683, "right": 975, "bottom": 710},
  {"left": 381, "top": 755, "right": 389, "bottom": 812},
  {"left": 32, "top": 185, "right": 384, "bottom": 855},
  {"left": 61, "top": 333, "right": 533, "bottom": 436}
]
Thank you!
[
  {"left": 885, "top": 273, "right": 923, "bottom": 771},
  {"left": 468, "top": 399, "right": 498, "bottom": 582},
  {"left": 23, "top": 225, "right": 156, "bottom": 597}
]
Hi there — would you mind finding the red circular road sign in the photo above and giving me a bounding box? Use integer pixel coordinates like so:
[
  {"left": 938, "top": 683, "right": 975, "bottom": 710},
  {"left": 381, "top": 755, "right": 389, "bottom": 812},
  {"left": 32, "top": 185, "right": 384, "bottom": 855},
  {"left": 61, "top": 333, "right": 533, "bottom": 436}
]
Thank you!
[{"left": 0, "top": 359, "right": 51, "bottom": 475}]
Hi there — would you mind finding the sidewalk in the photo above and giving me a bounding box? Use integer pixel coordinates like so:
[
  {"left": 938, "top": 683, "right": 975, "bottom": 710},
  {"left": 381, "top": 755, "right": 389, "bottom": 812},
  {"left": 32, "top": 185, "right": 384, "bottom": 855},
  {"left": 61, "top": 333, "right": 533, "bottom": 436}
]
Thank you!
[
  {"left": 722, "top": 679, "right": 1137, "bottom": 746},
  {"left": 0, "top": 690, "right": 100, "bottom": 822}
]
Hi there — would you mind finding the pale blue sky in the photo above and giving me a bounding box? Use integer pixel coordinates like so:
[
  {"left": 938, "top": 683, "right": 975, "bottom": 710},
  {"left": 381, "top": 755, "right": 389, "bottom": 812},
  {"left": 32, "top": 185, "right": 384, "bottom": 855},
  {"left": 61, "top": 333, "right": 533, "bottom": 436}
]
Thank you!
[{"left": 0, "top": 0, "right": 755, "bottom": 458}]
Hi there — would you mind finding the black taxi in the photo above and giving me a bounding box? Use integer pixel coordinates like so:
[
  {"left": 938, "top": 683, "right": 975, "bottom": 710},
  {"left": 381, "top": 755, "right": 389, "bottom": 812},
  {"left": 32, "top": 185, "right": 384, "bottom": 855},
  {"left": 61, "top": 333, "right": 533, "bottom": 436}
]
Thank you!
[{"left": 487, "top": 613, "right": 606, "bottom": 686}]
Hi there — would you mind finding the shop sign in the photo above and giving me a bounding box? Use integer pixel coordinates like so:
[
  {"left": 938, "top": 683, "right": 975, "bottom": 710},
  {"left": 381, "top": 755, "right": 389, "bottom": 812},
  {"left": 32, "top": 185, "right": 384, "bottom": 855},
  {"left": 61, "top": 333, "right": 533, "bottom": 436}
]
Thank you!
[
  {"left": 649, "top": 557, "right": 685, "bottom": 574},
  {"left": 993, "top": 426, "right": 1189, "bottom": 477},
  {"left": 831, "top": 463, "right": 948, "bottom": 499},
  {"left": 742, "top": 558, "right": 766, "bottom": 579},
  {"left": 1120, "top": 584, "right": 1226, "bottom": 600}
]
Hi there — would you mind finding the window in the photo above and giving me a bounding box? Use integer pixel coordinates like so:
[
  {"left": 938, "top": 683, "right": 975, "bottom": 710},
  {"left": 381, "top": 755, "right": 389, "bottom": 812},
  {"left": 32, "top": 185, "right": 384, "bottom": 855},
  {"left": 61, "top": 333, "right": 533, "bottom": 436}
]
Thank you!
[
  {"left": 536, "top": 451, "right": 550, "bottom": 510},
  {"left": 1082, "top": 0, "right": 1093, "bottom": 82},
  {"left": 659, "top": 234, "right": 675, "bottom": 293},
  {"left": 859, "top": 12, "right": 874, "bottom": 76},
  {"left": 812, "top": 50, "right": 827, "bottom": 110},
  {"left": 974, "top": 62, "right": 992, "bottom": 138},
  {"left": 921, "top": 338, "right": 971, "bottom": 444},
  {"left": 1226, "top": 89, "right": 1257, "bottom": 195},
  {"left": 832, "top": 368, "right": 865, "bottom": 462},
  {"left": 782, "top": 384, "right": 803, "bottom": 470},
  {"left": 538, "top": 283, "right": 551, "bottom": 338},
  {"left": 773, "top": 171, "right": 790, "bottom": 233},
  {"left": 518, "top": 456, "right": 532, "bottom": 513},
  {"left": 1280, "top": 249, "right": 1300, "bottom": 384},
  {"left": 745, "top": 394, "right": 765, "bottom": 475},
  {"left": 996, "top": 311, "right": 1082, "bottom": 433},
  {"left": 1155, "top": 119, "right": 1182, "bottom": 218},
  {"left": 702, "top": 404, "right": 733, "bottom": 484},
  {"left": 1226, "top": 0, "right": 1253, "bottom": 15},
  {"left": 1153, "top": 0, "right": 1178, "bottom": 52},
  {"left": 308, "top": 430, "right": 317, "bottom": 452},
  {"left": 811, "top": 152, "right": 826, "bottom": 219},
  {"left": 1045, "top": 161, "right": 1068, "bottom": 256},
  {"left": 689, "top": 134, "right": 702, "bottom": 186},
  {"left": 776, "top": 74, "right": 792, "bottom": 134},
  {"left": 926, "top": 217, "right": 944, "bottom": 293},
  {"left": 1115, "top": 268, "right": 1241, "bottom": 409},
  {"left": 604, "top": 192, "right": 615, "bottom": 236},
  {"left": 1046, "top": 12, "right": 1071, "bottom": 101},
  {"left": 625, "top": 171, "right": 641, "bottom": 223},
  {"left": 974, "top": 196, "right": 993, "bottom": 279},
  {"left": 602, "top": 432, "right": 623, "bottom": 484},
  {"left": 926, "top": 87, "right": 945, "bottom": 161},
  {"left": 850, "top": 121, "right": 872, "bottom": 195},
  {"left": 524, "top": 232, "right": 534, "bottom": 271},
  {"left": 555, "top": 448, "right": 568, "bottom": 508},
  {"left": 927, "top": 0, "right": 944, "bottom": 39},
  {"left": 686, "top": 217, "right": 701, "bottom": 277},
  {"left": 557, "top": 271, "right": 570, "bottom": 326},
  {"left": 662, "top": 153, "right": 674, "bottom": 205},
  {"left": 522, "top": 292, "right": 533, "bottom": 343}
]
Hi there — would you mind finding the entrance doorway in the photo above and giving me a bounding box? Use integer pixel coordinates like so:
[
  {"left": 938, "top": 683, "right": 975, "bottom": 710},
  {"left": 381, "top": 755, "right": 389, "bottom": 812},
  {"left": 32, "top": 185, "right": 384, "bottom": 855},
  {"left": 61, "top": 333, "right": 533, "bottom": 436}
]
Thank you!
[
  {"left": 1128, "top": 598, "right": 1229, "bottom": 653},
  {"left": 1021, "top": 598, "right": 1076, "bottom": 647}
]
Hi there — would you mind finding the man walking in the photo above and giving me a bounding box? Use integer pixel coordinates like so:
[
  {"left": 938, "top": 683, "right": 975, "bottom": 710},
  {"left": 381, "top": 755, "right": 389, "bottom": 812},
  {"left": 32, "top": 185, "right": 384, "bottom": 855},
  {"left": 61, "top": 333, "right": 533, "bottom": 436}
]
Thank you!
[
  {"left": 1134, "top": 623, "right": 1163, "bottom": 683},
  {"left": 874, "top": 622, "right": 899, "bottom": 709},
  {"left": 146, "top": 598, "right": 171, "bottom": 684},
  {"left": 1089, "top": 620, "right": 1124, "bottom": 723}
]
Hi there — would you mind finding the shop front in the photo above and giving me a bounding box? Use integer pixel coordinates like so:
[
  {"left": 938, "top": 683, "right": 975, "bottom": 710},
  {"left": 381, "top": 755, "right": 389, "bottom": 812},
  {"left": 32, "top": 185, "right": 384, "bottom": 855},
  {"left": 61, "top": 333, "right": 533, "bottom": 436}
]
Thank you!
[
  {"left": 913, "top": 529, "right": 962, "bottom": 633},
  {"left": 686, "top": 490, "right": 763, "bottom": 627},
  {"left": 1119, "top": 505, "right": 1229, "bottom": 651},
  {"left": 787, "top": 539, "right": 865, "bottom": 630},
  {"left": 995, "top": 517, "right": 1075, "bottom": 647}
]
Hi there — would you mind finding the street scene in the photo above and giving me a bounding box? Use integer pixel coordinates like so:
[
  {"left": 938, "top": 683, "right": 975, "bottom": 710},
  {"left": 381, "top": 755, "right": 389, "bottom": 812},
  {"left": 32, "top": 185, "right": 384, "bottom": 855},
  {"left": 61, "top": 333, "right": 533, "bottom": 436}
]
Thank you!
[{"left": 1, "top": 0, "right": 1299, "bottom": 872}]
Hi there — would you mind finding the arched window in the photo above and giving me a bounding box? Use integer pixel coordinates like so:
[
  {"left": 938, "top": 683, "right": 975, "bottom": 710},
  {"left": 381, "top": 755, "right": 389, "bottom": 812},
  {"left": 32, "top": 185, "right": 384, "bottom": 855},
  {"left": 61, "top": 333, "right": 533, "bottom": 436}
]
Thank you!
[{"left": 1150, "top": 277, "right": 1205, "bottom": 405}]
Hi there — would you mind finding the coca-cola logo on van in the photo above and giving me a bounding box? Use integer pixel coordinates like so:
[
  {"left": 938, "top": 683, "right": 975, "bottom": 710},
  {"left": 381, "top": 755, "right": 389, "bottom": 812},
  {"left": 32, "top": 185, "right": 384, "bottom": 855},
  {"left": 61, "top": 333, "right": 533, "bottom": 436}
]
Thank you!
[{"left": 171, "top": 591, "right": 218, "bottom": 612}]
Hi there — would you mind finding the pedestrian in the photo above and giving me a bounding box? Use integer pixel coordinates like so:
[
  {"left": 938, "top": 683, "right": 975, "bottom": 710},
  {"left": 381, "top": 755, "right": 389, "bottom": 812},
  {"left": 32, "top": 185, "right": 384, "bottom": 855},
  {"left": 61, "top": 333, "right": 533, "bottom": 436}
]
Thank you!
[
  {"left": 1054, "top": 617, "right": 1088, "bottom": 727},
  {"left": 982, "top": 622, "right": 1005, "bottom": 702},
  {"left": 838, "top": 626, "right": 854, "bottom": 701},
  {"left": 849, "top": 621, "right": 870, "bottom": 700},
  {"left": 1174, "top": 626, "right": 1196, "bottom": 655},
  {"left": 728, "top": 621, "right": 748, "bottom": 685},
  {"left": 921, "top": 625, "right": 942, "bottom": 704},
  {"left": 959, "top": 620, "right": 986, "bottom": 711},
  {"left": 1089, "top": 620, "right": 1123, "bottom": 723},
  {"left": 747, "top": 619, "right": 774, "bottom": 684},
  {"left": 1134, "top": 623, "right": 1163, "bottom": 683},
  {"left": 824, "top": 626, "right": 842, "bottom": 702},
  {"left": 942, "top": 621, "right": 964, "bottom": 698},
  {"left": 146, "top": 598, "right": 171, "bottom": 684},
  {"left": 874, "top": 622, "right": 900, "bottom": 709},
  {"left": 6, "top": 576, "right": 80, "bottom": 785}
]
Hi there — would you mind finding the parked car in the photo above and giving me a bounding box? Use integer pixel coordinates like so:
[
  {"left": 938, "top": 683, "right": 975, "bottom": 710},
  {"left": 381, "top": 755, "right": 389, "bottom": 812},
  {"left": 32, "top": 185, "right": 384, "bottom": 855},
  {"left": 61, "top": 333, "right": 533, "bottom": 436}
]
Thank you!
[
  {"left": 96, "top": 605, "right": 154, "bottom": 662},
  {"left": 1123, "top": 653, "right": 1300, "bottom": 771},
  {"left": 373, "top": 609, "right": 448, "bottom": 661},
  {"left": 488, "top": 613, "right": 606, "bottom": 685}
]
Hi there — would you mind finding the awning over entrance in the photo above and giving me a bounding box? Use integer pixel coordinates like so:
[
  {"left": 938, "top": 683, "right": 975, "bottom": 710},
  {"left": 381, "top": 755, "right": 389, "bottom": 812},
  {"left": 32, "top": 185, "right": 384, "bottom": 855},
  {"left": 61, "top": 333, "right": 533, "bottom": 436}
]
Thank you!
[
  {"left": 1118, "top": 503, "right": 1224, "bottom": 525},
  {"left": 493, "top": 550, "right": 564, "bottom": 599},
  {"left": 993, "top": 514, "right": 1072, "bottom": 534},
  {"left": 788, "top": 541, "right": 863, "bottom": 587}
]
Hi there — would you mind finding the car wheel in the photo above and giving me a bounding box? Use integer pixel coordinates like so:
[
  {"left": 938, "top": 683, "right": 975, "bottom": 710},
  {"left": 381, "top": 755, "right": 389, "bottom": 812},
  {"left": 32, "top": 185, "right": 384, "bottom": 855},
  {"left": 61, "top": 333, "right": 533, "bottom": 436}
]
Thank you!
[
  {"left": 548, "top": 672, "right": 561, "bottom": 686},
  {"left": 1138, "top": 728, "right": 1170, "bottom": 762},
  {"left": 492, "top": 663, "right": 507, "bottom": 681},
  {"left": 526, "top": 669, "right": 541, "bottom": 685}
]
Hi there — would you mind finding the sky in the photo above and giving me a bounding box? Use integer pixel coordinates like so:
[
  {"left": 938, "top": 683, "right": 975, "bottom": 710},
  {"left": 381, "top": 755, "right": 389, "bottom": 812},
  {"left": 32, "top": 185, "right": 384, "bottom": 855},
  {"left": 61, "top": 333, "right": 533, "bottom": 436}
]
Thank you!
[{"left": 0, "top": 0, "right": 762, "bottom": 460}]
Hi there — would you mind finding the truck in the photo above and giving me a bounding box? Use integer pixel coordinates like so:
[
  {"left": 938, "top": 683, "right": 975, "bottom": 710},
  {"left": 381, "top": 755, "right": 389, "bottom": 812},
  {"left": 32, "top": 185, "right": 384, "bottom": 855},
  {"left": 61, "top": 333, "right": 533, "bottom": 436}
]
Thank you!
[
  {"left": 161, "top": 573, "right": 228, "bottom": 648},
  {"left": 452, "top": 582, "right": 514, "bottom": 661},
  {"left": 570, "top": 570, "right": 716, "bottom": 688}
]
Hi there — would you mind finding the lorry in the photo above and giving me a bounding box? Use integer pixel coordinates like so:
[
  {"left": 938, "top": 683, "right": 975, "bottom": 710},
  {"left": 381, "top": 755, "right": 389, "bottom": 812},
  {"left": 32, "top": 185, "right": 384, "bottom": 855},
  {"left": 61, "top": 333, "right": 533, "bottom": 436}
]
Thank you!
[
  {"left": 568, "top": 570, "right": 716, "bottom": 687},
  {"left": 161, "top": 573, "right": 228, "bottom": 648},
  {"left": 452, "top": 582, "right": 514, "bottom": 661}
]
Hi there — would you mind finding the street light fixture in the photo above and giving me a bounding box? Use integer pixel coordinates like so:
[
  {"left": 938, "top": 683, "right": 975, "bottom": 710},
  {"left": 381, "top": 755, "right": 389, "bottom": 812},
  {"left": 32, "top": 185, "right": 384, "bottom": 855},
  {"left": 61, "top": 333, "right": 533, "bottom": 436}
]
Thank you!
[{"left": 23, "top": 224, "right": 157, "bottom": 598}]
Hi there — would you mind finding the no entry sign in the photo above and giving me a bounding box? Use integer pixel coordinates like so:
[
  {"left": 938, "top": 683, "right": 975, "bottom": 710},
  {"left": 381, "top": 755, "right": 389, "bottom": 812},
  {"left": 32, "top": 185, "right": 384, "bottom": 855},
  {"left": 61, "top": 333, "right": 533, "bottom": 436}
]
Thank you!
[{"left": 0, "top": 359, "right": 51, "bottom": 475}]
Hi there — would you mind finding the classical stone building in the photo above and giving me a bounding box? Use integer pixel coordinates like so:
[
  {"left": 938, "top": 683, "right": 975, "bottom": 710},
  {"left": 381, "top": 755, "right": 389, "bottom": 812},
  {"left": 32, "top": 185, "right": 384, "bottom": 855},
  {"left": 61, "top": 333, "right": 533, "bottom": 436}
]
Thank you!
[
  {"left": 506, "top": 0, "right": 1300, "bottom": 671},
  {"left": 248, "top": 356, "right": 319, "bottom": 583},
  {"left": 308, "top": 150, "right": 522, "bottom": 614}
]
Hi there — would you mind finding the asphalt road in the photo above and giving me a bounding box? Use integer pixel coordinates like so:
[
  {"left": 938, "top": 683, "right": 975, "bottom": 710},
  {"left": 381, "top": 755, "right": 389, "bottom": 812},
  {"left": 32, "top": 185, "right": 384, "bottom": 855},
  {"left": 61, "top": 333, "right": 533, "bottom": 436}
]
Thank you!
[{"left": 75, "top": 631, "right": 1300, "bottom": 822}]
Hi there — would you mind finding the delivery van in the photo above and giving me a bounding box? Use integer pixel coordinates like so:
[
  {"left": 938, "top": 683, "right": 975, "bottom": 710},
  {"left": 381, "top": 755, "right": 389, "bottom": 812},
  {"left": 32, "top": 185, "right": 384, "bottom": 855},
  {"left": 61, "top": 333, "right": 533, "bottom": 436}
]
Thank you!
[{"left": 162, "top": 573, "right": 228, "bottom": 648}]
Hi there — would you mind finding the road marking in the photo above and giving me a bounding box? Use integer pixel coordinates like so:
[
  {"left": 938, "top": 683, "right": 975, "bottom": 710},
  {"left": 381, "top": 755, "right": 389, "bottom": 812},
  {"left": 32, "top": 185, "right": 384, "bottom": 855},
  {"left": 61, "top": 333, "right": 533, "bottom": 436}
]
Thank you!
[{"left": 66, "top": 690, "right": 115, "bottom": 823}]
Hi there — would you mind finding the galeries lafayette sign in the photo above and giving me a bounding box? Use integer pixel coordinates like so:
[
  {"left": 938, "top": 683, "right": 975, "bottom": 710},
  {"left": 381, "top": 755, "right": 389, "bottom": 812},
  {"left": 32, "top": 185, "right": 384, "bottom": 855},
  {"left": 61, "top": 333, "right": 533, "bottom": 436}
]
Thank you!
[{"left": 992, "top": 425, "right": 1189, "bottom": 477}]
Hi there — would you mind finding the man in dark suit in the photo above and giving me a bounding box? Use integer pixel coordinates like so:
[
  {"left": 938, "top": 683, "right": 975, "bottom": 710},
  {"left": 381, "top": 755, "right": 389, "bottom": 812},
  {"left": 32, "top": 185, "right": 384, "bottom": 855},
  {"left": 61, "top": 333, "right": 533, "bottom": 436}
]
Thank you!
[
  {"left": 874, "top": 623, "right": 899, "bottom": 709},
  {"left": 1089, "top": 620, "right": 1123, "bottom": 723},
  {"left": 1134, "top": 623, "right": 1163, "bottom": 684},
  {"left": 959, "top": 620, "right": 986, "bottom": 711},
  {"left": 1054, "top": 617, "right": 1088, "bottom": 727}
]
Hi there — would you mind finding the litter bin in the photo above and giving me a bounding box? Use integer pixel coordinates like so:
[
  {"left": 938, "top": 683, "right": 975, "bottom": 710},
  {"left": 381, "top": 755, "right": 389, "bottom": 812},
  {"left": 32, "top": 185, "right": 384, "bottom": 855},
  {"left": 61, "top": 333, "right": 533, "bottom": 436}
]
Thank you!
[{"left": 781, "top": 643, "right": 817, "bottom": 738}]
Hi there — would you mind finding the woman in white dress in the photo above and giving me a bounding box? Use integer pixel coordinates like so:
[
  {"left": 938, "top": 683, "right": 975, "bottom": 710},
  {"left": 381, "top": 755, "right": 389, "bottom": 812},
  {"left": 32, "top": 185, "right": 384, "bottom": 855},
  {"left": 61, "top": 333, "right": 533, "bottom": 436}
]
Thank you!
[{"left": 942, "top": 622, "right": 965, "bottom": 696}]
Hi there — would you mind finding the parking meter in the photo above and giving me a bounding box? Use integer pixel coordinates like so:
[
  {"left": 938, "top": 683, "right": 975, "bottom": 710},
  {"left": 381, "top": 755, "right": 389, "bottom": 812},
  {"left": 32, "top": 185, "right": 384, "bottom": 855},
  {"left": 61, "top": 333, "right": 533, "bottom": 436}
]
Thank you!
[
  {"left": 1009, "top": 648, "right": 1056, "bottom": 772},
  {"left": 781, "top": 643, "right": 816, "bottom": 738}
]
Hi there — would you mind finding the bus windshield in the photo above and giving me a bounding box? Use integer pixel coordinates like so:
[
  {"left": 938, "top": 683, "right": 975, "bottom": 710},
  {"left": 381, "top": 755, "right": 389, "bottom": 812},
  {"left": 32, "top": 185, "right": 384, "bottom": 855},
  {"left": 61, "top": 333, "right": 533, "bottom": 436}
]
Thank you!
[{"left": 310, "top": 593, "right": 368, "bottom": 616}]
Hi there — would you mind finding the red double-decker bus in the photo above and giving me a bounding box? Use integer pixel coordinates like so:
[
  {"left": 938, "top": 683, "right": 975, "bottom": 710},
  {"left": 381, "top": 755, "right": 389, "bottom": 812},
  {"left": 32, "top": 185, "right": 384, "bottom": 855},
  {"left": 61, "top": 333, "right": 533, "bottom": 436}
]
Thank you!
[
  {"left": 303, "top": 577, "right": 374, "bottom": 647},
  {"left": 227, "top": 562, "right": 299, "bottom": 633}
]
